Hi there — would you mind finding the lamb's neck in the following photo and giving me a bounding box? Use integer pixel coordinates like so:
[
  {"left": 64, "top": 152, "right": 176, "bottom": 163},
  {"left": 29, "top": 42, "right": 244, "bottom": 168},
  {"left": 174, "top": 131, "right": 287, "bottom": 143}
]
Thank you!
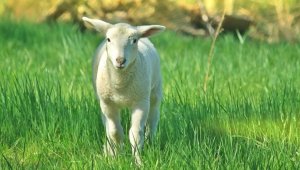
[{"left": 106, "top": 61, "right": 136, "bottom": 89}]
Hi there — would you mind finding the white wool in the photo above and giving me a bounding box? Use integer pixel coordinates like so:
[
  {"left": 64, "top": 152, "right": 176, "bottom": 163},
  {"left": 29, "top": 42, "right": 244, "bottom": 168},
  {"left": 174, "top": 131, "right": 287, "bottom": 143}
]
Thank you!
[{"left": 83, "top": 16, "right": 165, "bottom": 165}]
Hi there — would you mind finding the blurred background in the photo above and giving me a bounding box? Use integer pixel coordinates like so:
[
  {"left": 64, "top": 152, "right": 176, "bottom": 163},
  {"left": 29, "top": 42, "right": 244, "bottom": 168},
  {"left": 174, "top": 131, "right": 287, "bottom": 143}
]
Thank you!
[{"left": 0, "top": 0, "right": 300, "bottom": 42}]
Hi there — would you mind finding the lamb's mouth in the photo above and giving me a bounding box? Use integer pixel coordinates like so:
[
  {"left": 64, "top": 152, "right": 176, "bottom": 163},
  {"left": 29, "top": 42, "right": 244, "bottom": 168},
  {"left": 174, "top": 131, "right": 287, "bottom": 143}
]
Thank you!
[{"left": 116, "top": 64, "right": 126, "bottom": 69}]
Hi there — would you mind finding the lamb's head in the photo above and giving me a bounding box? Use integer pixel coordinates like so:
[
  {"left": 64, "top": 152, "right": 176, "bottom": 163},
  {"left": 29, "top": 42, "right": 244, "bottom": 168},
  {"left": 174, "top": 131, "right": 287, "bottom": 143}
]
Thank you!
[{"left": 82, "top": 17, "right": 165, "bottom": 70}]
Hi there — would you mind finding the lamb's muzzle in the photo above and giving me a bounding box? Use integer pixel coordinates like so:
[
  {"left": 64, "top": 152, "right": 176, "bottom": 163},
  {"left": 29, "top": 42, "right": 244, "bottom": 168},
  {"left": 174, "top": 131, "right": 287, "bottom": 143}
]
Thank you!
[{"left": 116, "top": 57, "right": 126, "bottom": 68}]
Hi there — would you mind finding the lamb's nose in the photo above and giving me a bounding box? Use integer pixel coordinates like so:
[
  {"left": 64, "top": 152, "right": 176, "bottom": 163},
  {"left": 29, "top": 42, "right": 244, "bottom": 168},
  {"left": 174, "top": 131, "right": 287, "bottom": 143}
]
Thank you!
[{"left": 116, "top": 57, "right": 126, "bottom": 65}]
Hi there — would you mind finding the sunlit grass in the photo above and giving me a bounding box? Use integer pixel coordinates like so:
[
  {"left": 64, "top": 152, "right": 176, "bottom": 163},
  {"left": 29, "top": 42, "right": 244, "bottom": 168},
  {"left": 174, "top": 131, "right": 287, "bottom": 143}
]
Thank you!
[{"left": 0, "top": 19, "right": 299, "bottom": 169}]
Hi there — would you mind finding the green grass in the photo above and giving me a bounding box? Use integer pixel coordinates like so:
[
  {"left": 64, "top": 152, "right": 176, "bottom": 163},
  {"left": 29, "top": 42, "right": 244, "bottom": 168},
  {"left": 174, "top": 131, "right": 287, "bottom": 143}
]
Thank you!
[{"left": 0, "top": 18, "right": 300, "bottom": 169}]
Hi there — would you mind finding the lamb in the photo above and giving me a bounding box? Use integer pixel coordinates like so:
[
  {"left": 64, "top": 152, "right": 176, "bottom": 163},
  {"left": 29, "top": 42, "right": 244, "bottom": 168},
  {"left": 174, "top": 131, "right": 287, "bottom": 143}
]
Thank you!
[{"left": 82, "top": 16, "right": 165, "bottom": 164}]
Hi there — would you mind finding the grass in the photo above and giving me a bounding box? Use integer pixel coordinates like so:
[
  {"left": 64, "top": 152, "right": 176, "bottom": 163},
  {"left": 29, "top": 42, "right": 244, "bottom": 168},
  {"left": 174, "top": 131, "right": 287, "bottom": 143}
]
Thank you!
[{"left": 0, "top": 18, "right": 300, "bottom": 169}]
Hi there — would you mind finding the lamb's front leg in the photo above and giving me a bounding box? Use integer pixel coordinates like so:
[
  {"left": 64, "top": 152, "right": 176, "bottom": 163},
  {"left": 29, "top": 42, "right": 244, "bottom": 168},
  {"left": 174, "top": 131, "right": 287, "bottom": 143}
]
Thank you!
[
  {"left": 100, "top": 101, "right": 124, "bottom": 156},
  {"left": 129, "top": 100, "right": 150, "bottom": 165}
]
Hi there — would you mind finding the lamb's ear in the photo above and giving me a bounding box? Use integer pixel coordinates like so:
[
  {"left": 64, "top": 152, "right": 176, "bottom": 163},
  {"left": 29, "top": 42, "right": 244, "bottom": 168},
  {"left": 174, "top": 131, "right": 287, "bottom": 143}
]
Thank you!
[
  {"left": 82, "top": 17, "right": 112, "bottom": 33},
  {"left": 137, "top": 25, "right": 165, "bottom": 38}
]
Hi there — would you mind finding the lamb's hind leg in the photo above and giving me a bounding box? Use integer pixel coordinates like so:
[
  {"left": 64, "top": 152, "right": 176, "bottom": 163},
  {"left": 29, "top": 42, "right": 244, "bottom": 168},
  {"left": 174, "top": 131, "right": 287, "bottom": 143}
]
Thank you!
[
  {"left": 100, "top": 101, "right": 124, "bottom": 156},
  {"left": 146, "top": 96, "right": 161, "bottom": 142}
]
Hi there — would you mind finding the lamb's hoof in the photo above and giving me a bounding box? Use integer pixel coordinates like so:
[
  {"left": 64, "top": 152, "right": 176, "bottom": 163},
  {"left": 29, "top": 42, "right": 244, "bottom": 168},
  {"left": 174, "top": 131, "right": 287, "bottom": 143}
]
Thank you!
[
  {"left": 103, "top": 144, "right": 115, "bottom": 157},
  {"left": 103, "top": 143, "right": 124, "bottom": 157},
  {"left": 134, "top": 155, "right": 143, "bottom": 167}
]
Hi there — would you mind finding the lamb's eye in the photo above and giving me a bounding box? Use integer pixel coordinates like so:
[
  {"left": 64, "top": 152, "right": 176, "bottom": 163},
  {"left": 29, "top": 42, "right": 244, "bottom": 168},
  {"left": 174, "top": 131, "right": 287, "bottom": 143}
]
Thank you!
[
  {"left": 133, "top": 39, "right": 137, "bottom": 43},
  {"left": 107, "top": 38, "right": 111, "bottom": 42}
]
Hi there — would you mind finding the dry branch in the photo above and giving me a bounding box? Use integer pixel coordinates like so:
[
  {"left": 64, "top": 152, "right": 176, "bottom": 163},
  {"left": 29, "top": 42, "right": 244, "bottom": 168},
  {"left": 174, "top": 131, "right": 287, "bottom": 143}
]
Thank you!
[{"left": 203, "top": 11, "right": 225, "bottom": 93}]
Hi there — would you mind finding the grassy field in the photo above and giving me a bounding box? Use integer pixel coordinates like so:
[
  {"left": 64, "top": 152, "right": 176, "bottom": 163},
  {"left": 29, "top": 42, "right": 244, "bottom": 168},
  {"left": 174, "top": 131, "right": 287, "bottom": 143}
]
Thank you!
[{"left": 0, "top": 18, "right": 300, "bottom": 169}]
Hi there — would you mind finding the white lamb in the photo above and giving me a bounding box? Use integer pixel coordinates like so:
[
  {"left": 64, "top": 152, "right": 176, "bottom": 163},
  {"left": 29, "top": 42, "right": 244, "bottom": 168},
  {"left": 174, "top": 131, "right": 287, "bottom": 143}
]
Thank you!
[{"left": 82, "top": 17, "right": 165, "bottom": 164}]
